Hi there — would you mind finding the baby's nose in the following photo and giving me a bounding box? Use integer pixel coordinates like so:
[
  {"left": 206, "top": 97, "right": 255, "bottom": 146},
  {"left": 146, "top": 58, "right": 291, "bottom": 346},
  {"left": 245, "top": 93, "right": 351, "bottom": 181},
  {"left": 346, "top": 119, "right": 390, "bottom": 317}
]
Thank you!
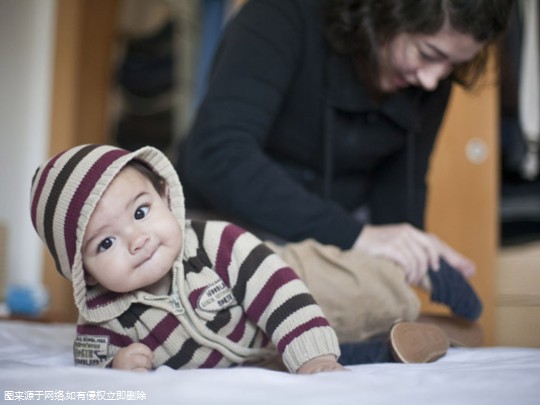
[{"left": 130, "top": 232, "right": 150, "bottom": 253}]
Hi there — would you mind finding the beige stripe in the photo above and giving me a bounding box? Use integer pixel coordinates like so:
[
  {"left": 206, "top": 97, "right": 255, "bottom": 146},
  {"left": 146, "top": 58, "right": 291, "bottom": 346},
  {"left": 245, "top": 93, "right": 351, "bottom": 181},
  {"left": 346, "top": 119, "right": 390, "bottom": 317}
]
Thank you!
[
  {"left": 199, "top": 220, "right": 228, "bottom": 266},
  {"left": 33, "top": 145, "right": 87, "bottom": 241},
  {"left": 242, "top": 249, "right": 296, "bottom": 309},
  {"left": 52, "top": 145, "right": 120, "bottom": 278}
]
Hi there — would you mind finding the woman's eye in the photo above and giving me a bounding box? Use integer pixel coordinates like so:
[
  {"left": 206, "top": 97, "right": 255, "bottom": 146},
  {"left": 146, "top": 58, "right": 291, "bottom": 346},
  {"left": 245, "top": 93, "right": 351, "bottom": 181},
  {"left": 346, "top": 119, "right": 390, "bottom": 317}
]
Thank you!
[
  {"left": 420, "top": 51, "right": 437, "bottom": 62},
  {"left": 98, "top": 237, "right": 115, "bottom": 253},
  {"left": 419, "top": 49, "right": 442, "bottom": 63},
  {"left": 135, "top": 205, "right": 149, "bottom": 220}
]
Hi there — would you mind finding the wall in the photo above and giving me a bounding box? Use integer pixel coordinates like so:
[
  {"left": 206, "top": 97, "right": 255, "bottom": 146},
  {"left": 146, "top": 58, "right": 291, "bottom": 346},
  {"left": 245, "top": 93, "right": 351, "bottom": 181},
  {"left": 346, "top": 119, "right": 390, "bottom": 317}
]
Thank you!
[{"left": 0, "top": 1, "right": 56, "bottom": 291}]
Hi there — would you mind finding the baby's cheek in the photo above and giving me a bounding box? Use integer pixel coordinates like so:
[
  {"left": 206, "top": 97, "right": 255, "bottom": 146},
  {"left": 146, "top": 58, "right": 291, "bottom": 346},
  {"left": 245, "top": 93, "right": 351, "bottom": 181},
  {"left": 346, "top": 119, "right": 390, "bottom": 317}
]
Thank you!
[{"left": 82, "top": 257, "right": 99, "bottom": 286}]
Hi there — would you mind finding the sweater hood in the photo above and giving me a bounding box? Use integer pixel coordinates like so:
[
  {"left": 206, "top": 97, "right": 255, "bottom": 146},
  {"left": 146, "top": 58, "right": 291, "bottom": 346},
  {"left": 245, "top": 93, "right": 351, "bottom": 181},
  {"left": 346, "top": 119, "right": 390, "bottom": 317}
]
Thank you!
[{"left": 30, "top": 144, "right": 185, "bottom": 322}]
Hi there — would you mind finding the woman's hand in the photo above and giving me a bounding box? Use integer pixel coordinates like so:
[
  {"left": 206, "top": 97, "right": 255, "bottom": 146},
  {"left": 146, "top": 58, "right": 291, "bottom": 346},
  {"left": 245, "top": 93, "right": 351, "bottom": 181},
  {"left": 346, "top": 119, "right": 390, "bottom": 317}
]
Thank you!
[
  {"left": 353, "top": 223, "right": 475, "bottom": 285},
  {"left": 112, "top": 342, "right": 153, "bottom": 372},
  {"left": 297, "top": 355, "right": 347, "bottom": 374}
]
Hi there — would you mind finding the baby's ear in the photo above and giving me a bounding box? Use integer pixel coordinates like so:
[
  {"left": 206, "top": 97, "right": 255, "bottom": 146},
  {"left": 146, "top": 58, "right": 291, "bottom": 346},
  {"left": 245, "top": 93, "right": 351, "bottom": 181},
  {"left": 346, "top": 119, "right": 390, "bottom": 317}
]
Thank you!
[{"left": 85, "top": 271, "right": 98, "bottom": 287}]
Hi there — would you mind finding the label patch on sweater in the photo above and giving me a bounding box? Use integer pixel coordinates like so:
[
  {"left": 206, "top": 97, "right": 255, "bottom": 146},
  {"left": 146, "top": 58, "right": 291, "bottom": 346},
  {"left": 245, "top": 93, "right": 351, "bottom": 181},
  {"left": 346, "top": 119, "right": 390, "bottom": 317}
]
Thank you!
[
  {"left": 74, "top": 335, "right": 109, "bottom": 366},
  {"left": 198, "top": 280, "right": 237, "bottom": 312}
]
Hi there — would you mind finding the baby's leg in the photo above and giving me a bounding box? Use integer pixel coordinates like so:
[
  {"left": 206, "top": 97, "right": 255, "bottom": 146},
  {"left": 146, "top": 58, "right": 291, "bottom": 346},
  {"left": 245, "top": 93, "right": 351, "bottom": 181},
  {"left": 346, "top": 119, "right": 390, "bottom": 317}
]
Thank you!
[
  {"left": 266, "top": 239, "right": 420, "bottom": 343},
  {"left": 424, "top": 259, "right": 483, "bottom": 321}
]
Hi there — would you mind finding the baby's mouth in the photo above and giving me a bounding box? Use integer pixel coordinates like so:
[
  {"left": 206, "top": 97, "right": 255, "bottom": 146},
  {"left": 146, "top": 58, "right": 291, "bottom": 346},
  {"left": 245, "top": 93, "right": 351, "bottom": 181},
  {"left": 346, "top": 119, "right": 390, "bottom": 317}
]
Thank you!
[{"left": 136, "top": 246, "right": 157, "bottom": 267}]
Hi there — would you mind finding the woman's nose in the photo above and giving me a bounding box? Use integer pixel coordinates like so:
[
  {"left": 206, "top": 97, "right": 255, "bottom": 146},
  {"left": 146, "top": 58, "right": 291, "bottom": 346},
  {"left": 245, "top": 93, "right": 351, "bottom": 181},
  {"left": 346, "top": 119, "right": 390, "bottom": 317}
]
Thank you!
[{"left": 416, "top": 63, "right": 451, "bottom": 91}]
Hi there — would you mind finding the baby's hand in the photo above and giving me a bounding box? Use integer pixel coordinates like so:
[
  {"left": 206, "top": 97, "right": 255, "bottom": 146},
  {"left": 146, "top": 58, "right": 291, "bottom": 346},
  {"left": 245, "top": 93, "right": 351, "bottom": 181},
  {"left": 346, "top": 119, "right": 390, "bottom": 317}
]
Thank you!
[
  {"left": 296, "top": 355, "right": 347, "bottom": 374},
  {"left": 112, "top": 342, "right": 153, "bottom": 372}
]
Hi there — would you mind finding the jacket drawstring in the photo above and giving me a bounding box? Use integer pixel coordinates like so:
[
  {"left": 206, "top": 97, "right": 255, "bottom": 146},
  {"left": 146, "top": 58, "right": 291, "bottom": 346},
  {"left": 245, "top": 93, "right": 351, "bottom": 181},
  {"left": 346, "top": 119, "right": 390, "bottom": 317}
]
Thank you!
[
  {"left": 323, "top": 106, "right": 335, "bottom": 200},
  {"left": 406, "top": 90, "right": 422, "bottom": 223}
]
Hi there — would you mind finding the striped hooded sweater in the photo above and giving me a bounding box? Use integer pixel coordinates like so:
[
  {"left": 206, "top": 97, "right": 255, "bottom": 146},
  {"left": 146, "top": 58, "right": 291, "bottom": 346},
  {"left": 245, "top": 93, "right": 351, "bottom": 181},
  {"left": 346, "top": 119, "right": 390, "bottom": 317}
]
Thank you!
[{"left": 30, "top": 144, "right": 340, "bottom": 372}]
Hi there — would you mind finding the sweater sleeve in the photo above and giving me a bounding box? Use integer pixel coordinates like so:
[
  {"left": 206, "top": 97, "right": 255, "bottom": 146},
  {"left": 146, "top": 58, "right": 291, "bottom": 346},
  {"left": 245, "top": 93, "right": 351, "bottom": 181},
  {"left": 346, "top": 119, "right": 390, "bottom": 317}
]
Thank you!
[
  {"left": 183, "top": 0, "right": 362, "bottom": 249},
  {"left": 74, "top": 321, "right": 134, "bottom": 368},
  {"left": 217, "top": 222, "right": 341, "bottom": 372}
]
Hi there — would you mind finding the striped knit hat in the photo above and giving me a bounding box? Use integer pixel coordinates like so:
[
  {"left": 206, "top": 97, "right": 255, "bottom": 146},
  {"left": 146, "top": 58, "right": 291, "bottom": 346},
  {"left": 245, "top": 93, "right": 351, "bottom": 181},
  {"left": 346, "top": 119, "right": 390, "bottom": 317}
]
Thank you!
[{"left": 30, "top": 144, "right": 185, "bottom": 317}]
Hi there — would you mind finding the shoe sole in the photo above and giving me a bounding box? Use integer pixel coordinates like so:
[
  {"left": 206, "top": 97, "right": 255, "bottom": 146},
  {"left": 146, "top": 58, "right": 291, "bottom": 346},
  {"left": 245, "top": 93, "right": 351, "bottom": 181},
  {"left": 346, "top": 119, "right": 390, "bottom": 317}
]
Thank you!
[
  {"left": 417, "top": 314, "right": 484, "bottom": 347},
  {"left": 390, "top": 322, "right": 449, "bottom": 364}
]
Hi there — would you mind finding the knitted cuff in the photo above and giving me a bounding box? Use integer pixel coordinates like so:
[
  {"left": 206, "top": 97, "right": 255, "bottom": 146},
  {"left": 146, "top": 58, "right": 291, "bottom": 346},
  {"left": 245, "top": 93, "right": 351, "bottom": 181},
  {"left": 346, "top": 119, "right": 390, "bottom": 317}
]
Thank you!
[{"left": 281, "top": 326, "right": 341, "bottom": 372}]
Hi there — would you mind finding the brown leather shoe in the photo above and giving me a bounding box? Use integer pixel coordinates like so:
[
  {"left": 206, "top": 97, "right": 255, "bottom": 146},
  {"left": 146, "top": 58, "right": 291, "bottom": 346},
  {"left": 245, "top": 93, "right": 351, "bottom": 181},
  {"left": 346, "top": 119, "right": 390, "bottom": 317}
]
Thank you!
[
  {"left": 417, "top": 314, "right": 484, "bottom": 347},
  {"left": 389, "top": 322, "right": 449, "bottom": 363}
]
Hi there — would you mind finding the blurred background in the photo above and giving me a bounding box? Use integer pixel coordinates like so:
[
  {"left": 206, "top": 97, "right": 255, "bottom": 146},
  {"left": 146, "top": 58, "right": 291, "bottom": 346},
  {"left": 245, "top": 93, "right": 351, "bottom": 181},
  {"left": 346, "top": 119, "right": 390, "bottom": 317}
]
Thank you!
[{"left": 0, "top": 0, "right": 538, "bottom": 347}]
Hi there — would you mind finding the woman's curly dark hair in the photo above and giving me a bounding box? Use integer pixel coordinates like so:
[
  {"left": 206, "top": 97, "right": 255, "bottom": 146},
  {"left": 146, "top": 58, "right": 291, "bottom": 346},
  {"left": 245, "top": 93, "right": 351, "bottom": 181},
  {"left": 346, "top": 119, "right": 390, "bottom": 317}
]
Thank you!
[{"left": 324, "top": 0, "right": 514, "bottom": 91}]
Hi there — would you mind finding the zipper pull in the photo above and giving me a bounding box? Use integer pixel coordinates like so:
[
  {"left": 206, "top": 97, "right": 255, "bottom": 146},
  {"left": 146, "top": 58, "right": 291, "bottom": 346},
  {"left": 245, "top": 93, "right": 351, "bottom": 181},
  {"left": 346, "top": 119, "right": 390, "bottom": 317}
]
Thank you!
[{"left": 170, "top": 294, "right": 185, "bottom": 315}]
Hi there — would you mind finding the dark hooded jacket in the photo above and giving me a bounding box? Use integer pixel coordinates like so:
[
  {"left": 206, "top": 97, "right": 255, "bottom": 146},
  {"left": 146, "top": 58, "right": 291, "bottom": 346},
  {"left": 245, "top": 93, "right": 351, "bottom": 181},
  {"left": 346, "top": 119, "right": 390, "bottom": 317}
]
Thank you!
[{"left": 181, "top": 0, "right": 452, "bottom": 249}]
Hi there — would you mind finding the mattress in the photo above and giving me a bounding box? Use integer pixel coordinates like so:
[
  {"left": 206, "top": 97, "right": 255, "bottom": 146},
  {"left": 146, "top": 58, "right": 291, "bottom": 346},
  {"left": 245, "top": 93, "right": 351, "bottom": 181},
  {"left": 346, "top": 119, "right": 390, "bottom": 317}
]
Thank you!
[{"left": 1, "top": 320, "right": 539, "bottom": 404}]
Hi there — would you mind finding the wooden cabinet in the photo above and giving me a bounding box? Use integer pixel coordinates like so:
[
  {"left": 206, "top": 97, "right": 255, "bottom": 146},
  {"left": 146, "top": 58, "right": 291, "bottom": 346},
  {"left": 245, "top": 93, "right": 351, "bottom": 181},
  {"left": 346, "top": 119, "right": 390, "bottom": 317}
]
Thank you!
[{"left": 496, "top": 241, "right": 540, "bottom": 348}]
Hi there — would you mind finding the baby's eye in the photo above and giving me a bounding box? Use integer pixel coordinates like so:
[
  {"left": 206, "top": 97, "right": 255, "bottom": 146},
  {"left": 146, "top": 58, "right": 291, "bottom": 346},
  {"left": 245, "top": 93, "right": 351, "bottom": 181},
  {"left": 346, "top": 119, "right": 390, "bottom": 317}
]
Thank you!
[
  {"left": 134, "top": 205, "right": 149, "bottom": 220},
  {"left": 98, "top": 237, "right": 115, "bottom": 253}
]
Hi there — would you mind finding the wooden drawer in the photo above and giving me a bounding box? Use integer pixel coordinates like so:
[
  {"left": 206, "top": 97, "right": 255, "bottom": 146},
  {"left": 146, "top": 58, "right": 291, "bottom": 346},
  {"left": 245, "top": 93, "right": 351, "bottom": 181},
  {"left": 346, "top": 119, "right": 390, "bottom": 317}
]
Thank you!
[{"left": 496, "top": 241, "right": 540, "bottom": 347}]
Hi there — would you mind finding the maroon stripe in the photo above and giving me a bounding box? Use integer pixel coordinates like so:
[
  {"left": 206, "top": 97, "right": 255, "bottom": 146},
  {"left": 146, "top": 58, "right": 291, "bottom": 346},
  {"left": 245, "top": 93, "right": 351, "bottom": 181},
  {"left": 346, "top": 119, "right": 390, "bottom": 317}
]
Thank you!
[
  {"left": 199, "top": 349, "right": 223, "bottom": 368},
  {"left": 30, "top": 151, "right": 63, "bottom": 230},
  {"left": 245, "top": 267, "right": 298, "bottom": 323},
  {"left": 76, "top": 324, "right": 133, "bottom": 348},
  {"left": 261, "top": 333, "right": 270, "bottom": 347},
  {"left": 188, "top": 286, "right": 205, "bottom": 310},
  {"left": 64, "top": 149, "right": 128, "bottom": 268},
  {"left": 140, "top": 313, "right": 180, "bottom": 351},
  {"left": 214, "top": 224, "right": 245, "bottom": 287},
  {"left": 276, "top": 317, "right": 331, "bottom": 354},
  {"left": 86, "top": 290, "right": 123, "bottom": 309},
  {"left": 227, "top": 313, "right": 247, "bottom": 343},
  {"left": 42, "top": 145, "right": 103, "bottom": 276}
]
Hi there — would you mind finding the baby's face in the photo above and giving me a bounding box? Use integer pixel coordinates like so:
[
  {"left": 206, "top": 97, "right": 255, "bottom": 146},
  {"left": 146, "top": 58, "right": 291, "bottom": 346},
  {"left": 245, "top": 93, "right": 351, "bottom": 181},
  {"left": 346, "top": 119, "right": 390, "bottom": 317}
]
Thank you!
[{"left": 82, "top": 166, "right": 182, "bottom": 293}]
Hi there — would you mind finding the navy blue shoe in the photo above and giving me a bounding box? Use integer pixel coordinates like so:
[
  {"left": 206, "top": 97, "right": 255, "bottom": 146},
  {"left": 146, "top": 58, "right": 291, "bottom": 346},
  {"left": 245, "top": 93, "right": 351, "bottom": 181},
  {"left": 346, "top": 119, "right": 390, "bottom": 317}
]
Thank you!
[{"left": 428, "top": 259, "right": 483, "bottom": 321}]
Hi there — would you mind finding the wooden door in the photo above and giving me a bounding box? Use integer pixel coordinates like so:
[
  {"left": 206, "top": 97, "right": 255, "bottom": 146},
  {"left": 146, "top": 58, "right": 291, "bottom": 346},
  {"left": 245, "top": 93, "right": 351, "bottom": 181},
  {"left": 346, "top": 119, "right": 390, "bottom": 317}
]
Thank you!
[
  {"left": 43, "top": 0, "right": 120, "bottom": 322},
  {"left": 424, "top": 56, "right": 499, "bottom": 345}
]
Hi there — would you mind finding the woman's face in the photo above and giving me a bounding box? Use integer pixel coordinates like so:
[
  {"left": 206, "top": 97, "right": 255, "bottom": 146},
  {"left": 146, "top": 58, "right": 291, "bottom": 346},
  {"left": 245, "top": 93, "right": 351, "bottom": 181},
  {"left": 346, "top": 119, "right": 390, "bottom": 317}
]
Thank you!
[{"left": 377, "top": 23, "right": 485, "bottom": 93}]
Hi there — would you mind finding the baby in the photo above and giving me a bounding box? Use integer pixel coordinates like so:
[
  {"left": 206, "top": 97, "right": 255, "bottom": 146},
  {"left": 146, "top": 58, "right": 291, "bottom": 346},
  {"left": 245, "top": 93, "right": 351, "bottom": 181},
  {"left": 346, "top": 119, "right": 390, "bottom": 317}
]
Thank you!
[{"left": 30, "top": 144, "right": 345, "bottom": 374}]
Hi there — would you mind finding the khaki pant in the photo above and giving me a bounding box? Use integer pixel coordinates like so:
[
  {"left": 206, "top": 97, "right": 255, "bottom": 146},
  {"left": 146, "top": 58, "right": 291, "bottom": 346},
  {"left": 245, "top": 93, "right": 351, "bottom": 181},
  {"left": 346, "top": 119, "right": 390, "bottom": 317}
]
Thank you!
[{"left": 267, "top": 239, "right": 420, "bottom": 343}]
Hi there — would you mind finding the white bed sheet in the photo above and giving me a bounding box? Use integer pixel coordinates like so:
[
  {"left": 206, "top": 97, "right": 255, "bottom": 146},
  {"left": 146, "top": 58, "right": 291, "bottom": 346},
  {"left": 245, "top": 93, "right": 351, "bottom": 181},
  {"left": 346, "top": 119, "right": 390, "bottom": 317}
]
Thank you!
[{"left": 1, "top": 320, "right": 539, "bottom": 404}]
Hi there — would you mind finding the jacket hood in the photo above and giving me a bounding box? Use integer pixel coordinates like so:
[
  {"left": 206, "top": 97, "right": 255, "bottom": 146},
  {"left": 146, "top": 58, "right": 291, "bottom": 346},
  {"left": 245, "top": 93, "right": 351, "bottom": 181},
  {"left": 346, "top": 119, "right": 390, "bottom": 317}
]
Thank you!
[{"left": 30, "top": 144, "right": 185, "bottom": 321}]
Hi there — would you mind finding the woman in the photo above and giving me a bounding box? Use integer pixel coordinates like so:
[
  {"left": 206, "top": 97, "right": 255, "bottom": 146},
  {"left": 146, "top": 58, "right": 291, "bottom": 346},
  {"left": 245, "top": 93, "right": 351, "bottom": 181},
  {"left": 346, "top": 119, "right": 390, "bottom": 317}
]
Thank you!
[{"left": 179, "top": 0, "right": 513, "bottom": 286}]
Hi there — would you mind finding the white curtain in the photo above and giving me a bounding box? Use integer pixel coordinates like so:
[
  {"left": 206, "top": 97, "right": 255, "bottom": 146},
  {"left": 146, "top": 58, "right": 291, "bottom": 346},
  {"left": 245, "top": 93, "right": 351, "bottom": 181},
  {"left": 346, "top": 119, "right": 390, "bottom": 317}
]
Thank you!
[{"left": 518, "top": 0, "right": 540, "bottom": 179}]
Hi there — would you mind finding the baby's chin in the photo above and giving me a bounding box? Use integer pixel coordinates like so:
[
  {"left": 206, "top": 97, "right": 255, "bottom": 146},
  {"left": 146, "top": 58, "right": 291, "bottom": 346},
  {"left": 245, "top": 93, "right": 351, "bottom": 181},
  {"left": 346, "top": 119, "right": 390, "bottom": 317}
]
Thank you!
[{"left": 140, "top": 271, "right": 172, "bottom": 296}]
